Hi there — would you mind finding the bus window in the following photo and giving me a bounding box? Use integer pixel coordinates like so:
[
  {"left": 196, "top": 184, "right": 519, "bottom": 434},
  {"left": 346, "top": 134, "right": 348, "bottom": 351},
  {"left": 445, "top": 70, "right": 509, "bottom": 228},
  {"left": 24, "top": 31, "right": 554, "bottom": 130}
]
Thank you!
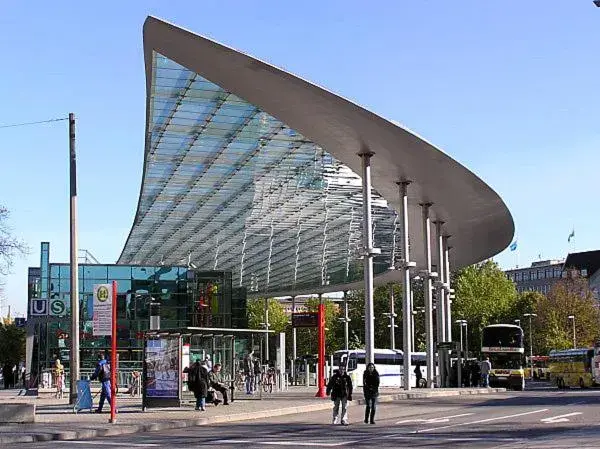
[{"left": 347, "top": 354, "right": 357, "bottom": 371}]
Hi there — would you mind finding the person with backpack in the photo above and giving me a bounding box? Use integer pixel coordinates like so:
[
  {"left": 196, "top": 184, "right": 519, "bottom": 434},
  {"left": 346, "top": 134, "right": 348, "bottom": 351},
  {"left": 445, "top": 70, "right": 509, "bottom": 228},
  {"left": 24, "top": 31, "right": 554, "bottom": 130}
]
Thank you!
[
  {"left": 90, "top": 352, "right": 112, "bottom": 413},
  {"left": 326, "top": 367, "right": 353, "bottom": 426},
  {"left": 185, "top": 358, "right": 209, "bottom": 411}
]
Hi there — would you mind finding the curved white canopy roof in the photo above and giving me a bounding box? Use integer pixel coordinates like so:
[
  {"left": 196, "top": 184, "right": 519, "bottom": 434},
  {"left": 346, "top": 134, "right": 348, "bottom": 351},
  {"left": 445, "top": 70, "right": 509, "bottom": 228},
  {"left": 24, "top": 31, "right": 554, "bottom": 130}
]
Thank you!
[{"left": 118, "top": 16, "right": 514, "bottom": 296}]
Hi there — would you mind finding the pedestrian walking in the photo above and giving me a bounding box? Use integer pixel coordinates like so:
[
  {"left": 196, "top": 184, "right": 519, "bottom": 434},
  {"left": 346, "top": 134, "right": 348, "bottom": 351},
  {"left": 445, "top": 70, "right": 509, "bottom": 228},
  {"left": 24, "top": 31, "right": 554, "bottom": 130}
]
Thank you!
[
  {"left": 243, "top": 352, "right": 254, "bottom": 394},
  {"left": 414, "top": 361, "right": 423, "bottom": 388},
  {"left": 481, "top": 357, "right": 492, "bottom": 387},
  {"left": 363, "top": 363, "right": 379, "bottom": 424},
  {"left": 326, "top": 367, "right": 353, "bottom": 426},
  {"left": 90, "top": 352, "right": 112, "bottom": 413},
  {"left": 53, "top": 357, "right": 64, "bottom": 399},
  {"left": 185, "top": 359, "right": 208, "bottom": 411}
]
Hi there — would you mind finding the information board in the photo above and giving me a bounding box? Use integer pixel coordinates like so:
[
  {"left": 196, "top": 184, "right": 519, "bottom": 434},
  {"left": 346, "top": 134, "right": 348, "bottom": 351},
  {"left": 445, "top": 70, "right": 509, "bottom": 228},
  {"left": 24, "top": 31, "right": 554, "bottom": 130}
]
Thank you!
[
  {"left": 93, "top": 284, "right": 112, "bottom": 336},
  {"left": 292, "top": 312, "right": 319, "bottom": 328},
  {"left": 143, "top": 337, "right": 181, "bottom": 408}
]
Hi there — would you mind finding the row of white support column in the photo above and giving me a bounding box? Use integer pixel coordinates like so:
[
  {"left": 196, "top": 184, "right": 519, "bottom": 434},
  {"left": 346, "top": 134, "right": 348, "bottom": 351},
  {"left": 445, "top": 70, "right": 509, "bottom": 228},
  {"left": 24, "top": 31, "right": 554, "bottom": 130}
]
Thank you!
[{"left": 358, "top": 150, "right": 455, "bottom": 390}]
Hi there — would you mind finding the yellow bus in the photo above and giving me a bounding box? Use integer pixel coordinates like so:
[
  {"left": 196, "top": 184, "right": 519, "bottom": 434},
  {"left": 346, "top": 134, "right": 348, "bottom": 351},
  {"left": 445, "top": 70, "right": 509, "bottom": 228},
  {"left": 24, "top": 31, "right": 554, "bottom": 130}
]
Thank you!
[
  {"left": 525, "top": 355, "right": 549, "bottom": 380},
  {"left": 548, "top": 348, "right": 596, "bottom": 389}
]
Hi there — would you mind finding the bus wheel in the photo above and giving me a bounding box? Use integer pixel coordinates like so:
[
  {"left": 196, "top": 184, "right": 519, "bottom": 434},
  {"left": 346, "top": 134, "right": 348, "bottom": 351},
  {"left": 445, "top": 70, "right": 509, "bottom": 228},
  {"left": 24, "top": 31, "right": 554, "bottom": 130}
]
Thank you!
[
  {"left": 514, "top": 378, "right": 524, "bottom": 391},
  {"left": 579, "top": 378, "right": 586, "bottom": 389}
]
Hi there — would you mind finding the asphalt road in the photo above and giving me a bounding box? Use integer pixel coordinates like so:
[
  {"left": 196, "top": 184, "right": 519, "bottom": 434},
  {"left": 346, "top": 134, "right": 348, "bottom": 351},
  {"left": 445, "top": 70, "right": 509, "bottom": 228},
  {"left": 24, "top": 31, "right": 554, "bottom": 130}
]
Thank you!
[{"left": 17, "top": 383, "right": 600, "bottom": 448}]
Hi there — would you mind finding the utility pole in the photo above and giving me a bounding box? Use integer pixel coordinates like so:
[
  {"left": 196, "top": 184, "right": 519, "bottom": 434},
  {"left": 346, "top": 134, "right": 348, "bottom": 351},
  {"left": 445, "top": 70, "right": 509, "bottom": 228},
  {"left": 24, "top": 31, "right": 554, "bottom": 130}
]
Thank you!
[{"left": 69, "top": 112, "right": 80, "bottom": 405}]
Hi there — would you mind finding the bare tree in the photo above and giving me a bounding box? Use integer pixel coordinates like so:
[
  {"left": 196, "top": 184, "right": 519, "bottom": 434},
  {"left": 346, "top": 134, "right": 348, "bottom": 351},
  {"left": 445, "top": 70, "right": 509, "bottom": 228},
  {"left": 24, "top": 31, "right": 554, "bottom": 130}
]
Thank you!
[{"left": 0, "top": 206, "right": 27, "bottom": 276}]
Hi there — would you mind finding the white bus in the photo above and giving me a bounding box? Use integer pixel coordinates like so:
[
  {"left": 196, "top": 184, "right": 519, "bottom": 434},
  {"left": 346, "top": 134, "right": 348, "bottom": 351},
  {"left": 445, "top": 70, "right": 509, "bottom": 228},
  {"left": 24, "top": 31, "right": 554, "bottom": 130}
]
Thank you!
[{"left": 333, "top": 349, "right": 429, "bottom": 388}]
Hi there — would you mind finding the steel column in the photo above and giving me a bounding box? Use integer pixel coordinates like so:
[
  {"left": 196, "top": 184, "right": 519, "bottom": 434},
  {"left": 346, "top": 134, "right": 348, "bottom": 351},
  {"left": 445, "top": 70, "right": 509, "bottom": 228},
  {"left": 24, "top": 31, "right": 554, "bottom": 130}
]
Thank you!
[
  {"left": 443, "top": 238, "right": 452, "bottom": 342},
  {"left": 398, "top": 181, "right": 414, "bottom": 391},
  {"left": 360, "top": 152, "right": 377, "bottom": 365},
  {"left": 435, "top": 221, "right": 447, "bottom": 386},
  {"left": 68, "top": 113, "right": 80, "bottom": 405},
  {"left": 421, "top": 204, "right": 435, "bottom": 388}
]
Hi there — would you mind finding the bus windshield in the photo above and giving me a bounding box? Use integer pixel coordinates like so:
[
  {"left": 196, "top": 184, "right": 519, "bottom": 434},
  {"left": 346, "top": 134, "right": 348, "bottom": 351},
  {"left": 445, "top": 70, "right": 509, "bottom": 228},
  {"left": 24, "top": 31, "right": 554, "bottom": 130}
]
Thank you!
[
  {"left": 488, "top": 353, "right": 523, "bottom": 369},
  {"left": 482, "top": 326, "right": 523, "bottom": 348}
]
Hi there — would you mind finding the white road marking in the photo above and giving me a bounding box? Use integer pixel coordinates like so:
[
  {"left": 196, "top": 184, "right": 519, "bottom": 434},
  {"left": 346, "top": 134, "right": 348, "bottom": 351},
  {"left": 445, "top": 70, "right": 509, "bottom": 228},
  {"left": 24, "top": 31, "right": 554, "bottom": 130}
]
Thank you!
[
  {"left": 540, "top": 412, "right": 582, "bottom": 423},
  {"left": 214, "top": 440, "right": 358, "bottom": 447},
  {"left": 396, "top": 412, "right": 473, "bottom": 424},
  {"left": 415, "top": 408, "right": 549, "bottom": 433},
  {"left": 63, "top": 443, "right": 158, "bottom": 447}
]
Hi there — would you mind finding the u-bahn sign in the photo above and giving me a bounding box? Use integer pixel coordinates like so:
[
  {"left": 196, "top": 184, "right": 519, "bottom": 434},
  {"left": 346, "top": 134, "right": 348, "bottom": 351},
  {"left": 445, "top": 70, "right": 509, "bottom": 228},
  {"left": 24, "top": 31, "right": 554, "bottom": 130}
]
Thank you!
[
  {"left": 30, "top": 298, "right": 48, "bottom": 316},
  {"left": 292, "top": 312, "right": 319, "bottom": 328}
]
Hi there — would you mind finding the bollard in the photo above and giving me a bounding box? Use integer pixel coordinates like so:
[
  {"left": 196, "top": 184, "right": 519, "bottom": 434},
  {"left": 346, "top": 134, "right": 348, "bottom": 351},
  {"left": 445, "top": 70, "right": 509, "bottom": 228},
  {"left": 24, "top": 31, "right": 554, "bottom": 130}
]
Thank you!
[{"left": 305, "top": 360, "right": 309, "bottom": 387}]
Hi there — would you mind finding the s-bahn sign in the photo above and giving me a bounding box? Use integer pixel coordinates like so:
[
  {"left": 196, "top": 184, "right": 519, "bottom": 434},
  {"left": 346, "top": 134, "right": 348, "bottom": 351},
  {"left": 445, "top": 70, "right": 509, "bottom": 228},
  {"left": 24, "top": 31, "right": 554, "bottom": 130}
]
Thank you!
[{"left": 292, "top": 312, "right": 319, "bottom": 328}]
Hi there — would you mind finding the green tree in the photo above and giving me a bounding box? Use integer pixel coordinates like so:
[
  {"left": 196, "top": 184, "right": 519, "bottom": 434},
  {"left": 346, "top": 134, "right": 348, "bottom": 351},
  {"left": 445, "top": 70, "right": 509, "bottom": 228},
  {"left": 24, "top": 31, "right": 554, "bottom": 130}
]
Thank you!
[
  {"left": 0, "top": 205, "right": 27, "bottom": 277},
  {"left": 346, "top": 283, "right": 403, "bottom": 349},
  {"left": 452, "top": 260, "right": 518, "bottom": 356},
  {"left": 292, "top": 297, "right": 343, "bottom": 358},
  {"left": 0, "top": 323, "right": 25, "bottom": 366},
  {"left": 247, "top": 298, "right": 288, "bottom": 334},
  {"left": 534, "top": 275, "right": 600, "bottom": 353}
]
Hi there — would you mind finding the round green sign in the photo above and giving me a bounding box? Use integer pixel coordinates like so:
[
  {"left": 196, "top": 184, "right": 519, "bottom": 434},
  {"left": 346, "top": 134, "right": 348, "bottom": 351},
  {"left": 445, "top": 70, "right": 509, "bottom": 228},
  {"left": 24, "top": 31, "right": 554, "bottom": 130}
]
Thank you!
[{"left": 97, "top": 286, "right": 110, "bottom": 302}]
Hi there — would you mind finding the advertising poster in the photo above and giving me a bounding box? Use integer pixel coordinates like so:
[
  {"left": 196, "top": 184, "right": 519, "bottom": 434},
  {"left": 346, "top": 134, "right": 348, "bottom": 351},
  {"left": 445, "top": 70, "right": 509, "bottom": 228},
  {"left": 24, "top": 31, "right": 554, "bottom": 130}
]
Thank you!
[
  {"left": 145, "top": 338, "right": 180, "bottom": 398},
  {"left": 93, "top": 284, "right": 112, "bottom": 336}
]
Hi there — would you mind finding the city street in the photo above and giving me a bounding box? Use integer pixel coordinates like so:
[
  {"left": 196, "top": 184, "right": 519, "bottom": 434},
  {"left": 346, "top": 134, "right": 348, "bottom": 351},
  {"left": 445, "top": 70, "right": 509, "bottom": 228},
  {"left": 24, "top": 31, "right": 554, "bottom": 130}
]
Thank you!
[{"left": 15, "top": 385, "right": 600, "bottom": 448}]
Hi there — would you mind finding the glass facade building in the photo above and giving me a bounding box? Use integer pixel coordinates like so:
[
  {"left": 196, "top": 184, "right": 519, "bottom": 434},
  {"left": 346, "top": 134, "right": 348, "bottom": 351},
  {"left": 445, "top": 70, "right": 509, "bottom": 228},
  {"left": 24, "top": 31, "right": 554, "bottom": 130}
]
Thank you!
[
  {"left": 28, "top": 242, "right": 247, "bottom": 378},
  {"left": 118, "top": 52, "right": 399, "bottom": 295}
]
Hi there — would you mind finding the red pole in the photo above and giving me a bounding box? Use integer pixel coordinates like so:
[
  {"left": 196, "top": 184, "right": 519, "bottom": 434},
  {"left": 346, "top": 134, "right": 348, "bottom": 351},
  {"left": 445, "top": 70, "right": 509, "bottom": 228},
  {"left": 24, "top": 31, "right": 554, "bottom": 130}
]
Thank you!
[
  {"left": 110, "top": 280, "right": 117, "bottom": 423},
  {"left": 315, "top": 303, "right": 327, "bottom": 398}
]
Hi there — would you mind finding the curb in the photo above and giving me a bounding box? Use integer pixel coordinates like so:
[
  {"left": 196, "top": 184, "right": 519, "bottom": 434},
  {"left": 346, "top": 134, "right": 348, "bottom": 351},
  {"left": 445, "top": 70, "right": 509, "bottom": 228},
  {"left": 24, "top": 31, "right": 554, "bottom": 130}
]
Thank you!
[{"left": 0, "top": 388, "right": 506, "bottom": 444}]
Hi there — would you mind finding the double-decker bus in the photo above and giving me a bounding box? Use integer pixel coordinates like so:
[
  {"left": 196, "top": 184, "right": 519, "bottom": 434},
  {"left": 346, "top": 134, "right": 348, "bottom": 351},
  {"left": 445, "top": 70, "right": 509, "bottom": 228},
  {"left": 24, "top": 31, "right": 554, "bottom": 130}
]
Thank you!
[{"left": 481, "top": 324, "right": 525, "bottom": 391}]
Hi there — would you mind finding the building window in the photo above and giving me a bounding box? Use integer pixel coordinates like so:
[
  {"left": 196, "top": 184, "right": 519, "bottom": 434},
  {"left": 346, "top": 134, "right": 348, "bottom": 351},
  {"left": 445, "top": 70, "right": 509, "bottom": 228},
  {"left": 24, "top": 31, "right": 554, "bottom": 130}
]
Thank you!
[
  {"left": 582, "top": 269, "right": 588, "bottom": 277},
  {"left": 531, "top": 271, "right": 537, "bottom": 280}
]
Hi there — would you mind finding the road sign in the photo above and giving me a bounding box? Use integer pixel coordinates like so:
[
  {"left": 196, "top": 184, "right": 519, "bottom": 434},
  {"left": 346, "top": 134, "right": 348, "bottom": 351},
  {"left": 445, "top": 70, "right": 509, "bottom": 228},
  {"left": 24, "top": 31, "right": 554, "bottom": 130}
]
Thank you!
[
  {"left": 30, "top": 298, "right": 48, "bottom": 316},
  {"left": 292, "top": 312, "right": 319, "bottom": 328},
  {"left": 50, "top": 298, "right": 67, "bottom": 316},
  {"left": 93, "top": 284, "right": 113, "bottom": 336},
  {"left": 14, "top": 317, "right": 26, "bottom": 327}
]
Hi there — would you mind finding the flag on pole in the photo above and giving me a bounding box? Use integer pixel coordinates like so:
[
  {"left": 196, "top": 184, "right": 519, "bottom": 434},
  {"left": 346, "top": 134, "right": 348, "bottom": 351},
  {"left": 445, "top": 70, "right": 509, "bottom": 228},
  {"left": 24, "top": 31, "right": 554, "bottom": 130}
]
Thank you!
[
  {"left": 568, "top": 229, "right": 575, "bottom": 243},
  {"left": 509, "top": 240, "right": 517, "bottom": 251}
]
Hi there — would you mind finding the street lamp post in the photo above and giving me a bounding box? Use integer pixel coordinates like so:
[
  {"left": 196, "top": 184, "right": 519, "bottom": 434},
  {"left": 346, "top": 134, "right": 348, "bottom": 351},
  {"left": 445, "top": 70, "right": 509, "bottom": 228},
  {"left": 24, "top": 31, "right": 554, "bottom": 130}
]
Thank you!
[
  {"left": 523, "top": 313, "right": 537, "bottom": 374},
  {"left": 455, "top": 319, "right": 467, "bottom": 388},
  {"left": 455, "top": 320, "right": 467, "bottom": 355},
  {"left": 568, "top": 315, "right": 576, "bottom": 348},
  {"left": 463, "top": 321, "right": 469, "bottom": 359},
  {"left": 514, "top": 319, "right": 521, "bottom": 327}
]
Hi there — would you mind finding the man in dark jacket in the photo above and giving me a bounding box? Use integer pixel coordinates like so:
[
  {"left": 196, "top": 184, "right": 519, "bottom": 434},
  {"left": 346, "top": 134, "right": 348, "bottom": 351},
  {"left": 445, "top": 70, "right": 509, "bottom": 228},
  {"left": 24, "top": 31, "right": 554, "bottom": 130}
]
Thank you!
[
  {"left": 185, "top": 360, "right": 209, "bottom": 411},
  {"left": 363, "top": 363, "right": 380, "bottom": 424},
  {"left": 326, "top": 367, "right": 353, "bottom": 425}
]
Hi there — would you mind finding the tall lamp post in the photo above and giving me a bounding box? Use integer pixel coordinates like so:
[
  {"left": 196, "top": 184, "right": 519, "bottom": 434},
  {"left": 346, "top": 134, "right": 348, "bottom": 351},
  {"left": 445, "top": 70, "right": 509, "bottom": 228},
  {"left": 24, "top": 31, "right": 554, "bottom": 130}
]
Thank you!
[
  {"left": 455, "top": 319, "right": 467, "bottom": 355},
  {"left": 567, "top": 315, "right": 576, "bottom": 348},
  {"left": 514, "top": 319, "right": 521, "bottom": 327},
  {"left": 523, "top": 313, "right": 537, "bottom": 373}
]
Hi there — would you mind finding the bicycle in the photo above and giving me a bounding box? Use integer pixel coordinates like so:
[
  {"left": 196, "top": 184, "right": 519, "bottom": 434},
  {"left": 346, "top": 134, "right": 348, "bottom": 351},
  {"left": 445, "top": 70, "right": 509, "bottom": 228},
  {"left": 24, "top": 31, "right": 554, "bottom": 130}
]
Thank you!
[{"left": 234, "top": 371, "right": 246, "bottom": 391}]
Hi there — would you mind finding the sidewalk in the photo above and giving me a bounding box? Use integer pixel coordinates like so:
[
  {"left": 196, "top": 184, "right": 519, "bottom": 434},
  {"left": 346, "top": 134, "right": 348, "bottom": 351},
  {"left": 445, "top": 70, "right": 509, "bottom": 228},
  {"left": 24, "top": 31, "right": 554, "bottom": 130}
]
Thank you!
[{"left": 0, "top": 386, "right": 506, "bottom": 444}]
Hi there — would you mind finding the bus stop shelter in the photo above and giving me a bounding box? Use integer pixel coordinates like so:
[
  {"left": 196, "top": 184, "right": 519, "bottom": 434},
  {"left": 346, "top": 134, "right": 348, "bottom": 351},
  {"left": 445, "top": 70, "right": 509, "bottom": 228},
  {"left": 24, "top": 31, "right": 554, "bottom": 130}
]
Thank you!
[{"left": 142, "top": 327, "right": 274, "bottom": 409}]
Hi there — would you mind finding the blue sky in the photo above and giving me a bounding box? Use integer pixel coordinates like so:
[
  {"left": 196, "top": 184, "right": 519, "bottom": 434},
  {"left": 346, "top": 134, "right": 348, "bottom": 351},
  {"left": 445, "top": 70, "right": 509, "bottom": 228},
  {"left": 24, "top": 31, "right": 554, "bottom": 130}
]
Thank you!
[{"left": 1, "top": 1, "right": 599, "bottom": 316}]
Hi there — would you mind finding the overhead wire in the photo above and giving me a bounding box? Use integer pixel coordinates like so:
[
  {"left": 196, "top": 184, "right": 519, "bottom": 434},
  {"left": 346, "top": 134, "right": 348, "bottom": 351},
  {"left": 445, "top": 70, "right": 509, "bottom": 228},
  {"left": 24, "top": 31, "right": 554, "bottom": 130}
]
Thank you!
[{"left": 0, "top": 117, "right": 68, "bottom": 129}]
